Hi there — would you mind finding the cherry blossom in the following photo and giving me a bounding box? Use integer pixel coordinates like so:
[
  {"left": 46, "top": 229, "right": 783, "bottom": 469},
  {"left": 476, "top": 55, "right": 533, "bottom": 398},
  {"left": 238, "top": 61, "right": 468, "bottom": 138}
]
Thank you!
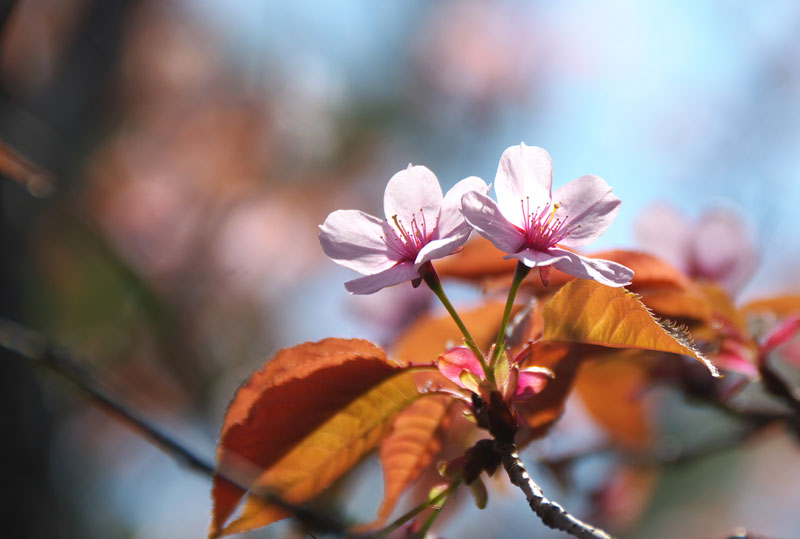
[
  {"left": 461, "top": 143, "right": 633, "bottom": 287},
  {"left": 319, "top": 165, "right": 488, "bottom": 294},
  {"left": 634, "top": 204, "right": 757, "bottom": 293}
]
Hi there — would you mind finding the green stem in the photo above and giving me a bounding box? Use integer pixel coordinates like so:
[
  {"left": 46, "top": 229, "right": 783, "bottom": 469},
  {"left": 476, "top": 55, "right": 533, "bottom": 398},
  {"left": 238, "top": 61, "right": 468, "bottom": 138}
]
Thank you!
[
  {"left": 413, "top": 490, "right": 451, "bottom": 539},
  {"left": 374, "top": 480, "right": 461, "bottom": 538},
  {"left": 420, "top": 263, "right": 492, "bottom": 382},
  {"left": 490, "top": 261, "right": 531, "bottom": 368}
]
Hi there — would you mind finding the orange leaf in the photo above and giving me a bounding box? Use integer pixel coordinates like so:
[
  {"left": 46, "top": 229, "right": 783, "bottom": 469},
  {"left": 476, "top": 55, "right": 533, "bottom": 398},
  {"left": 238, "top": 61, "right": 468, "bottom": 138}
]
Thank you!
[
  {"left": 514, "top": 341, "right": 587, "bottom": 442},
  {"left": 541, "top": 280, "right": 719, "bottom": 376},
  {"left": 373, "top": 394, "right": 453, "bottom": 526},
  {"left": 575, "top": 352, "right": 654, "bottom": 449},
  {"left": 742, "top": 295, "right": 800, "bottom": 318},
  {"left": 434, "top": 236, "right": 516, "bottom": 280},
  {"left": 392, "top": 302, "right": 507, "bottom": 365},
  {"left": 211, "top": 338, "right": 415, "bottom": 537},
  {"left": 698, "top": 283, "right": 747, "bottom": 333},
  {"left": 635, "top": 287, "right": 713, "bottom": 323}
]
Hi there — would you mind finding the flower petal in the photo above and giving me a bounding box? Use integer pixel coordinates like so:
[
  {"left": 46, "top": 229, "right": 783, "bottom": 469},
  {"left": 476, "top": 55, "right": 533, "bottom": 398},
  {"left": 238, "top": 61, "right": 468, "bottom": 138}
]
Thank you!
[
  {"left": 553, "top": 175, "right": 621, "bottom": 248},
  {"left": 344, "top": 262, "right": 420, "bottom": 295},
  {"left": 383, "top": 165, "right": 443, "bottom": 234},
  {"left": 550, "top": 248, "right": 633, "bottom": 287},
  {"left": 762, "top": 315, "right": 800, "bottom": 356},
  {"left": 495, "top": 143, "right": 553, "bottom": 226},
  {"left": 504, "top": 248, "right": 570, "bottom": 268},
  {"left": 692, "top": 209, "right": 758, "bottom": 292},
  {"left": 461, "top": 191, "right": 525, "bottom": 254},
  {"left": 319, "top": 210, "right": 397, "bottom": 273},
  {"left": 436, "top": 347, "right": 485, "bottom": 388},
  {"left": 513, "top": 368, "right": 552, "bottom": 400},
  {"left": 437, "top": 176, "right": 489, "bottom": 239},
  {"left": 414, "top": 230, "right": 471, "bottom": 269}
]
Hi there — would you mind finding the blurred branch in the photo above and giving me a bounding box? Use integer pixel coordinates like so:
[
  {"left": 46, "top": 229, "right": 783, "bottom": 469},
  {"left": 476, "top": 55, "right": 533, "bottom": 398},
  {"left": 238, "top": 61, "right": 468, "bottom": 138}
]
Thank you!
[
  {"left": 496, "top": 440, "right": 615, "bottom": 539},
  {"left": 0, "top": 318, "right": 347, "bottom": 535}
]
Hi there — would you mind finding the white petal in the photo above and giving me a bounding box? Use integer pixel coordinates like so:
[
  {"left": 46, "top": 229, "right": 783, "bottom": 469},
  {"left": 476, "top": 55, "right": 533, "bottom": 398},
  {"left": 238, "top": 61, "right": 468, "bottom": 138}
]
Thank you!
[
  {"left": 461, "top": 191, "right": 525, "bottom": 254},
  {"left": 505, "top": 248, "right": 570, "bottom": 268},
  {"left": 414, "top": 229, "right": 471, "bottom": 269},
  {"left": 319, "top": 210, "right": 397, "bottom": 274},
  {"left": 383, "top": 165, "right": 443, "bottom": 236},
  {"left": 495, "top": 143, "right": 553, "bottom": 226},
  {"left": 344, "top": 262, "right": 420, "bottom": 295},
  {"left": 437, "top": 176, "right": 489, "bottom": 239},
  {"left": 553, "top": 175, "right": 621, "bottom": 248},
  {"left": 550, "top": 248, "right": 633, "bottom": 287}
]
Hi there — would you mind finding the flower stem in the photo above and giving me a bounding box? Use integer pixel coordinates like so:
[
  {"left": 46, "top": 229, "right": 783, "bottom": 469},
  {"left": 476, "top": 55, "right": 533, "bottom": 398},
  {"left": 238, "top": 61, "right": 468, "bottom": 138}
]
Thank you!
[
  {"left": 490, "top": 261, "right": 531, "bottom": 368},
  {"left": 374, "top": 479, "right": 461, "bottom": 538},
  {"left": 420, "top": 263, "right": 492, "bottom": 382}
]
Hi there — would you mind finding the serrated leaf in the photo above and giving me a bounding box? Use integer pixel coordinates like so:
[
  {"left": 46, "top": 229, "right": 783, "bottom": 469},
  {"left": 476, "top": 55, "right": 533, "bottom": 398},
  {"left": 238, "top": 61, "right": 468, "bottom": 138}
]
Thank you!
[
  {"left": 371, "top": 395, "right": 452, "bottom": 526},
  {"left": 210, "top": 338, "right": 416, "bottom": 537},
  {"left": 541, "top": 280, "right": 719, "bottom": 377}
]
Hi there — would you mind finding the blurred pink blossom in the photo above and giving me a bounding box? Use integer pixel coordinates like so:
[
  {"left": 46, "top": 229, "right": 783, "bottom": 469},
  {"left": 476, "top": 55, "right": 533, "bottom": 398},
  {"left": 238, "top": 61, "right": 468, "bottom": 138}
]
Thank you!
[{"left": 635, "top": 204, "right": 758, "bottom": 293}]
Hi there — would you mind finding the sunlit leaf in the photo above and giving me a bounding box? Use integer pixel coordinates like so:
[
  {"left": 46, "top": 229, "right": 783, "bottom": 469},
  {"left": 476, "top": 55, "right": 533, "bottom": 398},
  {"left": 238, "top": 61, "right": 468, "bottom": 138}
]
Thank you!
[
  {"left": 210, "top": 338, "right": 416, "bottom": 537},
  {"left": 575, "top": 352, "right": 655, "bottom": 449},
  {"left": 371, "top": 396, "right": 453, "bottom": 525},
  {"left": 514, "top": 341, "right": 586, "bottom": 442},
  {"left": 742, "top": 295, "right": 800, "bottom": 318},
  {"left": 434, "top": 236, "right": 516, "bottom": 280},
  {"left": 698, "top": 283, "right": 747, "bottom": 334},
  {"left": 541, "top": 280, "right": 719, "bottom": 376},
  {"left": 636, "top": 288, "right": 713, "bottom": 323},
  {"left": 392, "top": 302, "right": 507, "bottom": 365}
]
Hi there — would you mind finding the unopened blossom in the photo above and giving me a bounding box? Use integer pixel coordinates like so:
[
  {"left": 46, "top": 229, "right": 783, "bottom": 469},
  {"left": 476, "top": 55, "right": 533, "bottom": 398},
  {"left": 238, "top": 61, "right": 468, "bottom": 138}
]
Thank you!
[
  {"left": 461, "top": 143, "right": 633, "bottom": 287},
  {"left": 319, "top": 165, "right": 488, "bottom": 294},
  {"left": 436, "top": 346, "right": 551, "bottom": 401}
]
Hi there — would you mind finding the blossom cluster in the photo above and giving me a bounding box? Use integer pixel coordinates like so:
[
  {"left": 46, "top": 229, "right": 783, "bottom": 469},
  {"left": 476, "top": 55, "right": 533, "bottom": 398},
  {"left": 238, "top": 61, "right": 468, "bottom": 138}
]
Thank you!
[{"left": 319, "top": 143, "right": 633, "bottom": 293}]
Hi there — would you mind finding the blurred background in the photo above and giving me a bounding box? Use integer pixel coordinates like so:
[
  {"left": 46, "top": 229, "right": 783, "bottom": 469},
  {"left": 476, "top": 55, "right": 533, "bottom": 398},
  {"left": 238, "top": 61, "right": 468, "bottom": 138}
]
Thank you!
[{"left": 1, "top": 1, "right": 800, "bottom": 537}]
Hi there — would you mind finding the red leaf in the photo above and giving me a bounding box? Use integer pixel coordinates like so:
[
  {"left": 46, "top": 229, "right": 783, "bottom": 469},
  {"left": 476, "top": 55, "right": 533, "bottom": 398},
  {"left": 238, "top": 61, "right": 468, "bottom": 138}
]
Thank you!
[
  {"left": 373, "top": 394, "right": 453, "bottom": 525},
  {"left": 211, "top": 338, "right": 407, "bottom": 537}
]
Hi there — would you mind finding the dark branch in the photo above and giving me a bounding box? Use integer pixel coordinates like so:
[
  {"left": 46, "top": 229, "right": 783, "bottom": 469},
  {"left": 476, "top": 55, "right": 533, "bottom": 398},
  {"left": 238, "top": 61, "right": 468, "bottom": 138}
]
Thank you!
[
  {"left": 0, "top": 318, "right": 346, "bottom": 535},
  {"left": 496, "top": 440, "right": 615, "bottom": 539}
]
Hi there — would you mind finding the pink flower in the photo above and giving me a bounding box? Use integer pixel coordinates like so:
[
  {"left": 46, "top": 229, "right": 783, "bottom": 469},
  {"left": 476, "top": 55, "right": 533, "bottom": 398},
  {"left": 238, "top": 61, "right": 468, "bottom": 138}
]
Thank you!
[
  {"left": 319, "top": 165, "right": 488, "bottom": 294},
  {"left": 461, "top": 143, "right": 633, "bottom": 287},
  {"left": 634, "top": 204, "right": 757, "bottom": 293}
]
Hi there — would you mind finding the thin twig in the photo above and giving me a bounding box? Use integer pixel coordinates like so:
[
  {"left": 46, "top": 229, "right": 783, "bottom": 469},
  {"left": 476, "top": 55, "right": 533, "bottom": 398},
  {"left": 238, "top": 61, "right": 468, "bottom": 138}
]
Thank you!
[
  {"left": 0, "top": 318, "right": 347, "bottom": 535},
  {"left": 496, "top": 440, "right": 615, "bottom": 539}
]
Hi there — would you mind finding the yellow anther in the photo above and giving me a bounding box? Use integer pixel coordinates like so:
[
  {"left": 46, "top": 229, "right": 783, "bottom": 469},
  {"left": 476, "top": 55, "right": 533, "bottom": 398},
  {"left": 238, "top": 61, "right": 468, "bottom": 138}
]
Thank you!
[{"left": 546, "top": 203, "right": 560, "bottom": 227}]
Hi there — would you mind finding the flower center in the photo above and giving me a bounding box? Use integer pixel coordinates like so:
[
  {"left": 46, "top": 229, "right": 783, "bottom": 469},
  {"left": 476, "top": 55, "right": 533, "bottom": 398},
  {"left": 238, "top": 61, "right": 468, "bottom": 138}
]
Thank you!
[
  {"left": 519, "top": 197, "right": 577, "bottom": 250},
  {"left": 384, "top": 210, "right": 437, "bottom": 260}
]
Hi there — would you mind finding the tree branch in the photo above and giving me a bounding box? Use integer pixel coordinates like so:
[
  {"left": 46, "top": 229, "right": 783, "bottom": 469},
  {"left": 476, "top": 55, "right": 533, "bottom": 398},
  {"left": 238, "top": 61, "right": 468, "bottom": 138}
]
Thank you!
[
  {"left": 496, "top": 440, "right": 615, "bottom": 539},
  {"left": 0, "top": 318, "right": 346, "bottom": 535}
]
